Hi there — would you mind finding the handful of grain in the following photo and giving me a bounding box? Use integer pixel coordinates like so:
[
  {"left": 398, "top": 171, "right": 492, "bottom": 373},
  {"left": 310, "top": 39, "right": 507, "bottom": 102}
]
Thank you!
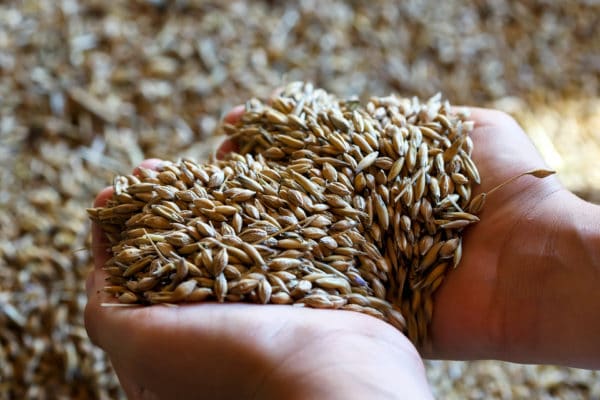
[{"left": 87, "top": 82, "right": 550, "bottom": 345}]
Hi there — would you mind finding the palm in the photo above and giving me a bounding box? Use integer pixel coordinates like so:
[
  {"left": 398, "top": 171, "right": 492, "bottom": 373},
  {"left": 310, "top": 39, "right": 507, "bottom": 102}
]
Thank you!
[
  {"left": 86, "top": 267, "right": 421, "bottom": 398},
  {"left": 427, "top": 109, "right": 564, "bottom": 358}
]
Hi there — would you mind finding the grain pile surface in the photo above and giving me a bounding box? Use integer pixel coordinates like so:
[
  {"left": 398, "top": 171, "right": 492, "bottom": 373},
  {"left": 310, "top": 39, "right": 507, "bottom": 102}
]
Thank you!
[
  {"left": 88, "top": 82, "right": 483, "bottom": 346},
  {"left": 1, "top": 1, "right": 598, "bottom": 398}
]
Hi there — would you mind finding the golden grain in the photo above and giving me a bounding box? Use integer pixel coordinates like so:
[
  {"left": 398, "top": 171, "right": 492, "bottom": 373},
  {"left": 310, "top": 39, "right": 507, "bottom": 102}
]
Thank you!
[{"left": 89, "top": 82, "right": 556, "bottom": 346}]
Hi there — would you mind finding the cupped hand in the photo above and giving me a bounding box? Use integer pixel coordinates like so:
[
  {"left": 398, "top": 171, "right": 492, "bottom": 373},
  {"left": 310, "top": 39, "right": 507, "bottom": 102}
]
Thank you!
[
  {"left": 426, "top": 108, "right": 567, "bottom": 361},
  {"left": 85, "top": 143, "right": 431, "bottom": 400},
  {"left": 215, "top": 105, "right": 570, "bottom": 362}
]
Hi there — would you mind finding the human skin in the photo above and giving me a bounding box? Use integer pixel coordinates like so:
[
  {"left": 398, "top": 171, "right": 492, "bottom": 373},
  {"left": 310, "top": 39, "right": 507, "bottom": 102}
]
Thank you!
[
  {"left": 218, "top": 106, "right": 600, "bottom": 368},
  {"left": 429, "top": 109, "right": 600, "bottom": 369},
  {"left": 85, "top": 107, "right": 600, "bottom": 399}
]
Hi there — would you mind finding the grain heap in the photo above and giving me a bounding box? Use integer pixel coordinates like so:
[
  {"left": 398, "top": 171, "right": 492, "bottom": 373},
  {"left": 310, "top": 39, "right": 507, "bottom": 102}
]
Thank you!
[{"left": 89, "top": 82, "right": 489, "bottom": 344}]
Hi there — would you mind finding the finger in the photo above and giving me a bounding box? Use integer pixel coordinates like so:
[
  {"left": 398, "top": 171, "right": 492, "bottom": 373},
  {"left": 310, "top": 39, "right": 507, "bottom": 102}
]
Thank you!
[
  {"left": 451, "top": 106, "right": 560, "bottom": 203},
  {"left": 216, "top": 139, "right": 240, "bottom": 160},
  {"left": 133, "top": 158, "right": 163, "bottom": 175},
  {"left": 85, "top": 267, "right": 113, "bottom": 302},
  {"left": 453, "top": 106, "right": 511, "bottom": 129},
  {"left": 223, "top": 105, "right": 245, "bottom": 124},
  {"left": 85, "top": 267, "right": 95, "bottom": 294},
  {"left": 223, "top": 87, "right": 282, "bottom": 125},
  {"left": 92, "top": 187, "right": 114, "bottom": 270},
  {"left": 94, "top": 186, "right": 113, "bottom": 207},
  {"left": 269, "top": 88, "right": 283, "bottom": 102},
  {"left": 454, "top": 106, "right": 543, "bottom": 160},
  {"left": 216, "top": 106, "right": 247, "bottom": 160},
  {"left": 84, "top": 269, "right": 122, "bottom": 347}
]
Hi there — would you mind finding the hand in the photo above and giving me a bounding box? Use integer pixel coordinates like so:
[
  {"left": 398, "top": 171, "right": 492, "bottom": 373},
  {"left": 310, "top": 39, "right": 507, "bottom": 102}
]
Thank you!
[
  {"left": 218, "top": 105, "right": 585, "bottom": 365},
  {"left": 85, "top": 154, "right": 432, "bottom": 399},
  {"left": 426, "top": 109, "right": 600, "bottom": 368}
]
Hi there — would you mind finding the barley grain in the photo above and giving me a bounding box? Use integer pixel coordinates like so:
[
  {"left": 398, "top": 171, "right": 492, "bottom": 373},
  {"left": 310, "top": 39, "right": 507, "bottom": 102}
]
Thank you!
[{"left": 89, "top": 82, "right": 554, "bottom": 347}]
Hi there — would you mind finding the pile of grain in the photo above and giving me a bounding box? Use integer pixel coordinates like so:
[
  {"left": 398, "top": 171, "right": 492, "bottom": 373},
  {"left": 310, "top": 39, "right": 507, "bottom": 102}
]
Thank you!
[
  {"left": 89, "top": 82, "right": 482, "bottom": 345},
  {"left": 1, "top": 1, "right": 598, "bottom": 398}
]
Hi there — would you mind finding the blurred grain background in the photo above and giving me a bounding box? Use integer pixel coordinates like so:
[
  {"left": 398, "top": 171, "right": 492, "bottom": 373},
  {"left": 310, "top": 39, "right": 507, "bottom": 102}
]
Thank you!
[{"left": 0, "top": 1, "right": 598, "bottom": 398}]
